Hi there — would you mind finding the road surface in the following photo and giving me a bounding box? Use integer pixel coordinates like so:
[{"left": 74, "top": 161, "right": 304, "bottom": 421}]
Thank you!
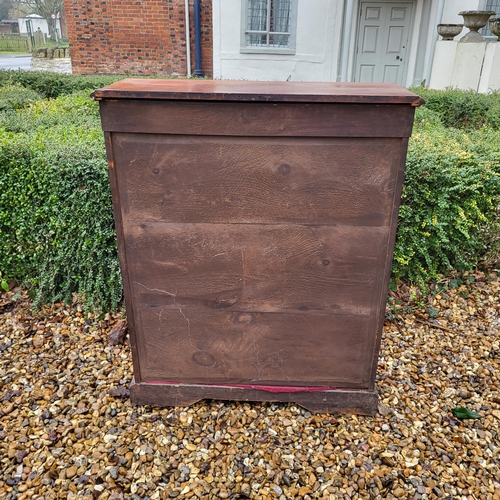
[{"left": 0, "top": 54, "right": 32, "bottom": 71}]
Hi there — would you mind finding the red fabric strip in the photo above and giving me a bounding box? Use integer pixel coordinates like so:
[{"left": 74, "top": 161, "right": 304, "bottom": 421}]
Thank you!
[{"left": 143, "top": 380, "right": 339, "bottom": 393}]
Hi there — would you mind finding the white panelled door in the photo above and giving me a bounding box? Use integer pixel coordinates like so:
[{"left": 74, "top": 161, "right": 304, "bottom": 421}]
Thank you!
[{"left": 355, "top": 2, "right": 414, "bottom": 85}]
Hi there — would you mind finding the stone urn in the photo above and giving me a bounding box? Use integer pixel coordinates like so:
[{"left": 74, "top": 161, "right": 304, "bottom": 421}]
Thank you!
[
  {"left": 437, "top": 24, "right": 463, "bottom": 40},
  {"left": 459, "top": 11, "right": 495, "bottom": 42},
  {"left": 489, "top": 17, "right": 500, "bottom": 38}
]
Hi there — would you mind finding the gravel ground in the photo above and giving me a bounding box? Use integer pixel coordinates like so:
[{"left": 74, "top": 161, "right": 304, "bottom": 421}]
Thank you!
[{"left": 0, "top": 272, "right": 499, "bottom": 500}]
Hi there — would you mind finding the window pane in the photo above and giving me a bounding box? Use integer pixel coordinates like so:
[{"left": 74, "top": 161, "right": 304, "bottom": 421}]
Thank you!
[
  {"left": 247, "top": 33, "right": 268, "bottom": 46},
  {"left": 270, "top": 0, "right": 291, "bottom": 33},
  {"left": 269, "top": 33, "right": 290, "bottom": 47},
  {"left": 248, "top": 0, "right": 268, "bottom": 31},
  {"left": 486, "top": 0, "right": 500, "bottom": 13},
  {"left": 245, "top": 0, "right": 292, "bottom": 49},
  {"left": 481, "top": 0, "right": 500, "bottom": 36}
]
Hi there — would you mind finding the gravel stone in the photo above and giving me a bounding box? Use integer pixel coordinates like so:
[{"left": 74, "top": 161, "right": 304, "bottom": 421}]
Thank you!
[
  {"left": 1, "top": 273, "right": 500, "bottom": 499},
  {"left": 65, "top": 465, "right": 77, "bottom": 479},
  {"left": 433, "top": 486, "right": 444, "bottom": 497}
]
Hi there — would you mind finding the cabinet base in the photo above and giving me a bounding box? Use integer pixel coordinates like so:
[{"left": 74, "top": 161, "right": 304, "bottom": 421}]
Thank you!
[{"left": 130, "top": 379, "right": 378, "bottom": 415}]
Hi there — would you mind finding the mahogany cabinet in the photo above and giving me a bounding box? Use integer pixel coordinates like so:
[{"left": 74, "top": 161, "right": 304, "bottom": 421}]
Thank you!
[{"left": 93, "top": 80, "right": 422, "bottom": 414}]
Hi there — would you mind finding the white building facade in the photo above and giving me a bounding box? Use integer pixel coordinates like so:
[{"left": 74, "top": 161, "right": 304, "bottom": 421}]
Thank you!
[{"left": 213, "top": 0, "right": 500, "bottom": 90}]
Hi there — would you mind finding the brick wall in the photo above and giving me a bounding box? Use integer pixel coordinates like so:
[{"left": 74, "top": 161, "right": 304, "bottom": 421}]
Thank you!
[{"left": 63, "top": 0, "right": 212, "bottom": 76}]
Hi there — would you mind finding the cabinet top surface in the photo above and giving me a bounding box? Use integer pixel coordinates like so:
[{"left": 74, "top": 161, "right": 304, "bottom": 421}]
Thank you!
[{"left": 92, "top": 79, "right": 424, "bottom": 105}]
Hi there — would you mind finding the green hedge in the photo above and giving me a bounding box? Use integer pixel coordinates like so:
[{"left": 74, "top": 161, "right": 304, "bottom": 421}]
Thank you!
[
  {"left": 0, "top": 83, "right": 42, "bottom": 111},
  {"left": 394, "top": 122, "right": 500, "bottom": 285},
  {"left": 0, "top": 70, "right": 126, "bottom": 99},
  {"left": 0, "top": 93, "right": 122, "bottom": 311},
  {"left": 0, "top": 90, "right": 100, "bottom": 133},
  {"left": 0, "top": 70, "right": 177, "bottom": 99},
  {"left": 410, "top": 87, "right": 500, "bottom": 130},
  {"left": 1, "top": 74, "right": 500, "bottom": 310}
]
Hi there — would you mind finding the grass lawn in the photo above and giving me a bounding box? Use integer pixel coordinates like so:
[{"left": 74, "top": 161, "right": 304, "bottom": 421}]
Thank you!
[{"left": 0, "top": 51, "right": 30, "bottom": 55}]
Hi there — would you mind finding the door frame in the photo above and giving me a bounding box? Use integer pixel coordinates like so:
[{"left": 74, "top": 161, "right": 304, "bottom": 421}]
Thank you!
[{"left": 343, "top": 0, "right": 423, "bottom": 86}]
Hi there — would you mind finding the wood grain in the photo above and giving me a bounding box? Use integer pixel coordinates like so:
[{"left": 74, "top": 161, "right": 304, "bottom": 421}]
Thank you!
[
  {"left": 130, "top": 378, "right": 379, "bottom": 415},
  {"left": 100, "top": 100, "right": 415, "bottom": 137},
  {"left": 134, "top": 307, "right": 373, "bottom": 387},
  {"left": 104, "top": 132, "right": 143, "bottom": 383},
  {"left": 124, "top": 222, "right": 388, "bottom": 313},
  {"left": 367, "top": 138, "right": 409, "bottom": 387},
  {"left": 92, "top": 78, "right": 424, "bottom": 106},
  {"left": 97, "top": 80, "right": 418, "bottom": 412},
  {"left": 113, "top": 135, "right": 402, "bottom": 225},
  {"left": 123, "top": 223, "right": 387, "bottom": 388}
]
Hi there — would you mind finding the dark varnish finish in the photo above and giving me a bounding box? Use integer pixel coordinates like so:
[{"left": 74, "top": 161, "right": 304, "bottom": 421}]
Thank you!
[
  {"left": 113, "top": 135, "right": 401, "bottom": 225},
  {"left": 92, "top": 79, "right": 424, "bottom": 105},
  {"left": 99, "top": 101, "right": 414, "bottom": 138},
  {"left": 95, "top": 79, "right": 421, "bottom": 414},
  {"left": 130, "top": 379, "right": 378, "bottom": 415}
]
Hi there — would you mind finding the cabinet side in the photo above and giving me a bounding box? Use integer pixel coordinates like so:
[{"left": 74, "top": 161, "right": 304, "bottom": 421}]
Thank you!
[
  {"left": 103, "top": 129, "right": 143, "bottom": 383},
  {"left": 368, "top": 112, "right": 415, "bottom": 390}
]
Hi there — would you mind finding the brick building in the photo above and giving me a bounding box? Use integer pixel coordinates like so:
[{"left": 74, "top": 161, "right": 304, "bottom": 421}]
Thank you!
[{"left": 63, "top": 0, "right": 212, "bottom": 76}]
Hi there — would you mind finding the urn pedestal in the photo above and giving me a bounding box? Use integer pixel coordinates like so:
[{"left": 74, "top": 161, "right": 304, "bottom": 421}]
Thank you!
[
  {"left": 459, "top": 11, "right": 495, "bottom": 42},
  {"left": 489, "top": 17, "right": 500, "bottom": 38},
  {"left": 437, "top": 24, "right": 463, "bottom": 41}
]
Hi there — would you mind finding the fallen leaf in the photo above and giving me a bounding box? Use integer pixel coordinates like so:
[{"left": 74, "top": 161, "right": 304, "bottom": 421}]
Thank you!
[
  {"left": 452, "top": 407, "right": 481, "bottom": 420},
  {"left": 108, "top": 320, "right": 128, "bottom": 346}
]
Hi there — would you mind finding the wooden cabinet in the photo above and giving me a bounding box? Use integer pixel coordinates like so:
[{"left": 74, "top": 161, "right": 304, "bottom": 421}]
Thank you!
[{"left": 93, "top": 80, "right": 422, "bottom": 414}]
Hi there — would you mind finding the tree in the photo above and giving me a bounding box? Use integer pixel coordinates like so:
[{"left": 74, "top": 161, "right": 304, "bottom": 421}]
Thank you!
[
  {"left": 6, "top": 2, "right": 31, "bottom": 21},
  {"left": 15, "top": 0, "right": 64, "bottom": 40},
  {"left": 0, "top": 0, "right": 16, "bottom": 20}
]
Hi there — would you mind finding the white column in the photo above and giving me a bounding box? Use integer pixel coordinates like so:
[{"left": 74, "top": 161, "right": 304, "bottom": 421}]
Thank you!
[
  {"left": 451, "top": 42, "right": 487, "bottom": 91},
  {"left": 479, "top": 42, "right": 500, "bottom": 92},
  {"left": 423, "top": 0, "right": 445, "bottom": 86},
  {"left": 428, "top": 40, "right": 458, "bottom": 89},
  {"left": 212, "top": 0, "right": 222, "bottom": 78},
  {"left": 339, "top": 0, "right": 354, "bottom": 82}
]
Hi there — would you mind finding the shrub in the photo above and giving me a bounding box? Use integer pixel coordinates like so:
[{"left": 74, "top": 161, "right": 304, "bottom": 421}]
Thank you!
[
  {"left": 0, "top": 70, "right": 126, "bottom": 99},
  {"left": 0, "top": 95, "right": 121, "bottom": 312},
  {"left": 413, "top": 106, "right": 443, "bottom": 130},
  {"left": 411, "top": 87, "right": 500, "bottom": 130},
  {"left": 394, "top": 126, "right": 500, "bottom": 286},
  {"left": 0, "top": 83, "right": 42, "bottom": 111},
  {"left": 0, "top": 90, "right": 101, "bottom": 133}
]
